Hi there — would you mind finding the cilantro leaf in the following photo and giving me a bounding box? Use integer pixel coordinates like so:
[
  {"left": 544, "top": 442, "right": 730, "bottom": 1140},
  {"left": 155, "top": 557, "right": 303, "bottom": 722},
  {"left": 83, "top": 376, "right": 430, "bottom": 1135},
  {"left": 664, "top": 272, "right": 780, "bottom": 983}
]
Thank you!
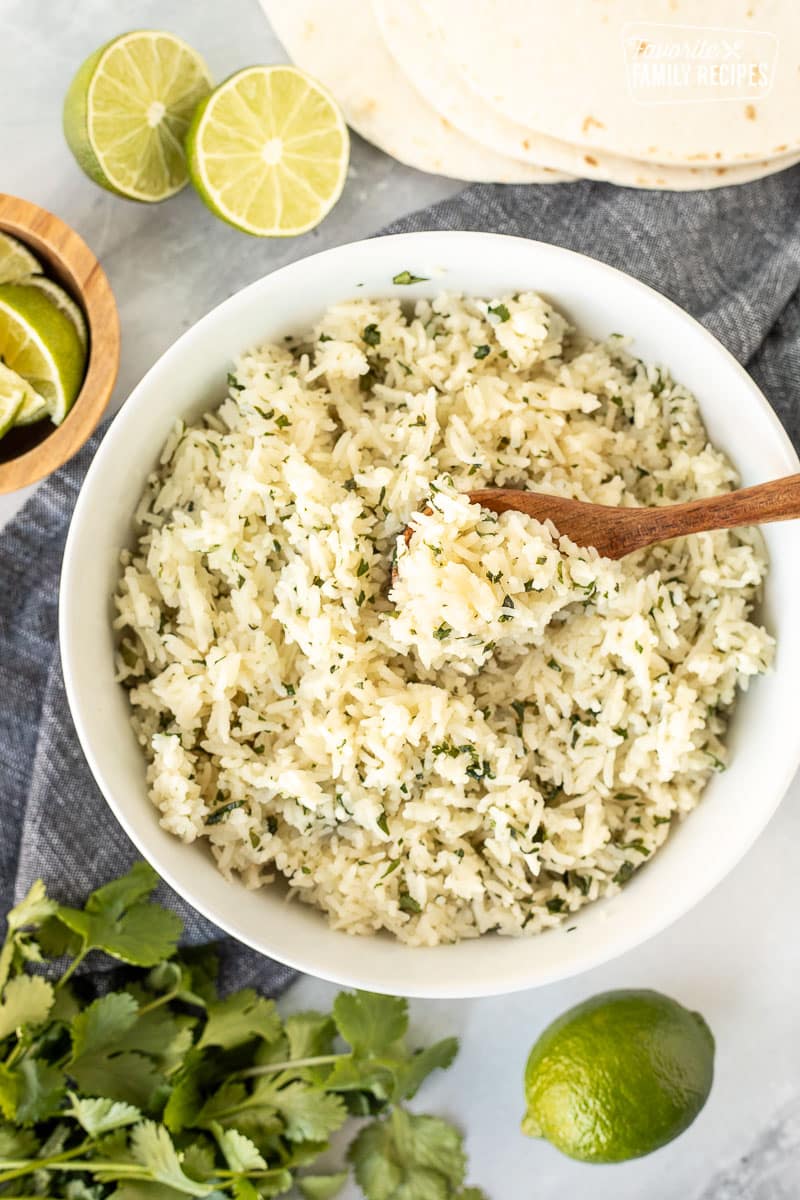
[
  {"left": 487, "top": 302, "right": 510, "bottom": 323},
  {"left": 6, "top": 879, "right": 57, "bottom": 932},
  {"left": 111, "top": 1182, "right": 189, "bottom": 1200},
  {"left": 238, "top": 1172, "right": 293, "bottom": 1199},
  {"left": 129, "top": 1121, "right": 215, "bottom": 1196},
  {"left": 87, "top": 862, "right": 161, "bottom": 911},
  {"left": 393, "top": 1037, "right": 459, "bottom": 1101},
  {"left": 0, "top": 1122, "right": 37, "bottom": 1156},
  {"left": 392, "top": 271, "right": 428, "bottom": 286},
  {"left": 68, "top": 997, "right": 165, "bottom": 1108},
  {"left": 56, "top": 900, "right": 182, "bottom": 968},
  {"left": 0, "top": 973, "right": 54, "bottom": 1039},
  {"left": 71, "top": 993, "right": 139, "bottom": 1059},
  {"left": 349, "top": 1108, "right": 469, "bottom": 1199},
  {"left": 0, "top": 880, "right": 58, "bottom": 991},
  {"left": 71, "top": 1050, "right": 165, "bottom": 1111},
  {"left": 114, "top": 1006, "right": 196, "bottom": 1073},
  {"left": 333, "top": 992, "right": 408, "bottom": 1056},
  {"left": 349, "top": 1119, "right": 403, "bottom": 1199},
  {"left": 67, "top": 1092, "right": 142, "bottom": 1135},
  {"left": 197, "top": 1078, "right": 282, "bottom": 1141},
  {"left": 298, "top": 1172, "right": 349, "bottom": 1199},
  {"left": 324, "top": 1056, "right": 397, "bottom": 1106},
  {"left": 232, "top": 1180, "right": 260, "bottom": 1200},
  {"left": 35, "top": 914, "right": 83, "bottom": 959},
  {"left": 390, "top": 1108, "right": 466, "bottom": 1183},
  {"left": 260, "top": 1080, "right": 347, "bottom": 1142},
  {"left": 180, "top": 1139, "right": 217, "bottom": 1182},
  {"left": 163, "top": 1054, "right": 205, "bottom": 1133},
  {"left": 210, "top": 1123, "right": 266, "bottom": 1171},
  {"left": 284, "top": 1011, "right": 336, "bottom": 1061},
  {"left": 14, "top": 1058, "right": 67, "bottom": 1124},
  {"left": 198, "top": 991, "right": 281, "bottom": 1051}
]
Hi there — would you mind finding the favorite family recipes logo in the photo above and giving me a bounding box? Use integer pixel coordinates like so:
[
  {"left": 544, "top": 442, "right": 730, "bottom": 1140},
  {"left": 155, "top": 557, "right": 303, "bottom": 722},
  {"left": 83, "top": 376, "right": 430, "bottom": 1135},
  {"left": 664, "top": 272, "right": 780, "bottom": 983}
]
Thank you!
[{"left": 623, "top": 22, "right": 778, "bottom": 104}]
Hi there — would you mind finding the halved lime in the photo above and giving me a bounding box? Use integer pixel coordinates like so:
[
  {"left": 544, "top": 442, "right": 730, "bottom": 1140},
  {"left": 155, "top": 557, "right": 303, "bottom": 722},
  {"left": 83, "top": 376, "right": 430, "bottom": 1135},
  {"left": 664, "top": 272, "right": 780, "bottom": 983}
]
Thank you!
[
  {"left": 187, "top": 65, "right": 349, "bottom": 237},
  {"left": 0, "top": 231, "right": 43, "bottom": 284},
  {"left": 22, "top": 276, "right": 89, "bottom": 350},
  {"left": 0, "top": 364, "right": 27, "bottom": 436},
  {"left": 63, "top": 30, "right": 213, "bottom": 202},
  {"left": 0, "top": 285, "right": 86, "bottom": 425}
]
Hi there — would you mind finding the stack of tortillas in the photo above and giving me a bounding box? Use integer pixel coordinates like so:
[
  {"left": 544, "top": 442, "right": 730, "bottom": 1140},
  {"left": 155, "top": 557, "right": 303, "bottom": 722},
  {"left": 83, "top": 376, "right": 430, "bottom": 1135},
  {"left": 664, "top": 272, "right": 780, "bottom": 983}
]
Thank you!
[{"left": 261, "top": 0, "right": 799, "bottom": 188}]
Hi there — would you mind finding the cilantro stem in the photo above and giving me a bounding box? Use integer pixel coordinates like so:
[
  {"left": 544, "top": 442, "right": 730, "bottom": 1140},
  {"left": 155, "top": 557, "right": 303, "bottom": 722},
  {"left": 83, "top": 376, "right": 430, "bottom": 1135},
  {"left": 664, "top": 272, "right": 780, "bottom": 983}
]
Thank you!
[
  {"left": 0, "top": 1141, "right": 90, "bottom": 1183},
  {"left": 56, "top": 946, "right": 88, "bottom": 988},
  {"left": 0, "top": 1161, "right": 153, "bottom": 1182},
  {"left": 233, "top": 1052, "right": 343, "bottom": 1079},
  {"left": 3, "top": 1039, "right": 24, "bottom": 1068},
  {"left": 137, "top": 987, "right": 180, "bottom": 1016},
  {"left": 0, "top": 1155, "right": 289, "bottom": 1187}
]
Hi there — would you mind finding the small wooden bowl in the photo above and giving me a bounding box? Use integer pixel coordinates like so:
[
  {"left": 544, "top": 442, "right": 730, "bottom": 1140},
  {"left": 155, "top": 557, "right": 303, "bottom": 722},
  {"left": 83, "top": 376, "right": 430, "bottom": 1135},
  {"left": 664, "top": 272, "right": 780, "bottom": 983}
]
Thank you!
[{"left": 0, "top": 194, "right": 120, "bottom": 493}]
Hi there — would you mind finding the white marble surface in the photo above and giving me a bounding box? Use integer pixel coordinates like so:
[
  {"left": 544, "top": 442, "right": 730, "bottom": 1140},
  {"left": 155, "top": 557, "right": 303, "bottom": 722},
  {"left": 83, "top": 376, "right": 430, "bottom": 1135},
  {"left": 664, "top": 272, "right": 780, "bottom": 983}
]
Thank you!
[{"left": 2, "top": 3, "right": 799, "bottom": 1197}]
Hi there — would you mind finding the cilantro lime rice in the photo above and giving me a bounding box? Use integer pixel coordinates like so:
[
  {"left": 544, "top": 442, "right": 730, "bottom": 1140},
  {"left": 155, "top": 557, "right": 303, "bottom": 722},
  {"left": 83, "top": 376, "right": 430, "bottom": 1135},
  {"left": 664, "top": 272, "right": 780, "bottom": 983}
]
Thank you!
[{"left": 114, "top": 292, "right": 773, "bottom": 945}]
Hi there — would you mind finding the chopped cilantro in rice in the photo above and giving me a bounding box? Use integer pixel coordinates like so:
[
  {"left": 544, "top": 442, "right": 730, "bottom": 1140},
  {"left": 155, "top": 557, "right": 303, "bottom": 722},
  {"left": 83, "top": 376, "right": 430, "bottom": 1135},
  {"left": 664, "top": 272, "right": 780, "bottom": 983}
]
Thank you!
[{"left": 114, "top": 292, "right": 773, "bottom": 946}]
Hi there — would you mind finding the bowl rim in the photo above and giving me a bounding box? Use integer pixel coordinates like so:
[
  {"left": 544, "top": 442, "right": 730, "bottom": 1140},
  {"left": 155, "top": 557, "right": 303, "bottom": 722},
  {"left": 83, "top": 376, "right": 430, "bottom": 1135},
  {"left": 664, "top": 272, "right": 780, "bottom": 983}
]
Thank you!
[
  {"left": 0, "top": 193, "right": 120, "bottom": 494},
  {"left": 60, "top": 229, "right": 800, "bottom": 997}
]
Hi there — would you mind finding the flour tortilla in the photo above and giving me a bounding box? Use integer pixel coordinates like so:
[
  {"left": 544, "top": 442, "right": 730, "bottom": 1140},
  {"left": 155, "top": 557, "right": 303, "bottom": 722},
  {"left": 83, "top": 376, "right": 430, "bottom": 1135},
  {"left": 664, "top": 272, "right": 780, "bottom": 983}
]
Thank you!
[
  {"left": 260, "top": 0, "right": 571, "bottom": 183},
  {"left": 375, "top": 0, "right": 799, "bottom": 188},
  {"left": 419, "top": 0, "right": 800, "bottom": 166}
]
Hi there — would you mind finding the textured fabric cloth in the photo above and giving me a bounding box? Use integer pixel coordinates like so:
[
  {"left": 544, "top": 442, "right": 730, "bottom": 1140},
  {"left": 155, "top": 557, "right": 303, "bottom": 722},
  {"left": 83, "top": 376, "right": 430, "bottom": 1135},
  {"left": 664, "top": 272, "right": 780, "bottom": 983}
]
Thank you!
[{"left": 1, "top": 169, "right": 799, "bottom": 997}]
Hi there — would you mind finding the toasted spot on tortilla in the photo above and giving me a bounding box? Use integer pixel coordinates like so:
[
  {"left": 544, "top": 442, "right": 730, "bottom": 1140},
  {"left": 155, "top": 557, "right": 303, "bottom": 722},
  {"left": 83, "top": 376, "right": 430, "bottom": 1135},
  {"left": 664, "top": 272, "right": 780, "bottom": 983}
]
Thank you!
[
  {"left": 745, "top": 105, "right": 757, "bottom": 121},
  {"left": 584, "top": 155, "right": 598, "bottom": 167},
  {"left": 582, "top": 116, "right": 605, "bottom": 134}
]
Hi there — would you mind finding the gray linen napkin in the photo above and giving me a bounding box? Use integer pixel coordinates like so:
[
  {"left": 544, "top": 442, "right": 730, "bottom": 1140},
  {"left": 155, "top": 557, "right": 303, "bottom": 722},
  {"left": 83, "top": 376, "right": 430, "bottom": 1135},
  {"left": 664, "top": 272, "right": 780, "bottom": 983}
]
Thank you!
[{"left": 2, "top": 170, "right": 800, "bottom": 1001}]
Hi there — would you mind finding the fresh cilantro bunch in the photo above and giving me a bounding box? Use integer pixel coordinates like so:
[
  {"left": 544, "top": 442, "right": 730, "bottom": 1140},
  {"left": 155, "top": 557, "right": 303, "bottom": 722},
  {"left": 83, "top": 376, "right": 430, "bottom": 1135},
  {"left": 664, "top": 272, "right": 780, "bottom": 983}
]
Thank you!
[{"left": 0, "top": 863, "right": 486, "bottom": 1199}]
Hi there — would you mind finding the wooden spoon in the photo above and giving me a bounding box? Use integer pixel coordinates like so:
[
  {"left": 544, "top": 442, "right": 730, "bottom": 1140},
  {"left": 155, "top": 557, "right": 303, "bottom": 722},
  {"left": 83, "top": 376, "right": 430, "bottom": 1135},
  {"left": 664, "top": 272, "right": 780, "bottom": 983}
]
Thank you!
[{"left": 401, "top": 476, "right": 800, "bottom": 561}]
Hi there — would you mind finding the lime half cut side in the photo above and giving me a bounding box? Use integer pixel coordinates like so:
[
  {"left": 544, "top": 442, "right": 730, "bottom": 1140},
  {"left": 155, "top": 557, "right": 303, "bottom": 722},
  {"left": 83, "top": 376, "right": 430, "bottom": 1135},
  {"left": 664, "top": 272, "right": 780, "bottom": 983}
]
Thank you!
[
  {"left": 187, "top": 65, "right": 350, "bottom": 237},
  {"left": 63, "top": 30, "right": 213, "bottom": 202},
  {"left": 0, "top": 285, "right": 86, "bottom": 426},
  {"left": 0, "top": 232, "right": 43, "bottom": 284}
]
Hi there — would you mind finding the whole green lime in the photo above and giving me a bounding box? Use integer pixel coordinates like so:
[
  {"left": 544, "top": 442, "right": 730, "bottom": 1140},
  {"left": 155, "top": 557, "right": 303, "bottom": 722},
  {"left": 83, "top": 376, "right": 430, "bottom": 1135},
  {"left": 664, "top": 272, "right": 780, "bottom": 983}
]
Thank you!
[{"left": 522, "top": 989, "right": 714, "bottom": 1163}]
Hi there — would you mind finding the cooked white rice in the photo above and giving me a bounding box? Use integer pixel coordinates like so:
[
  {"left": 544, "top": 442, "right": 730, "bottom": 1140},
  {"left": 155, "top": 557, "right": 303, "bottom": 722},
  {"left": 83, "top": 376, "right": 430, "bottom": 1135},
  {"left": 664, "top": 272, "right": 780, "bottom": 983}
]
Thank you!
[{"left": 114, "top": 291, "right": 773, "bottom": 946}]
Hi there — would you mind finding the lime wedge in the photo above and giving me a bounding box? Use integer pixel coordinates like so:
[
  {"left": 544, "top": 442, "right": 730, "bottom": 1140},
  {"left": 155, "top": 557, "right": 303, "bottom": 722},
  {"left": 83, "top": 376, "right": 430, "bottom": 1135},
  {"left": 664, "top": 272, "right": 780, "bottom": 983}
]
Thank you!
[
  {"left": 0, "top": 363, "right": 27, "bottom": 437},
  {"left": 0, "top": 231, "right": 43, "bottom": 284},
  {"left": 0, "top": 361, "right": 48, "bottom": 427},
  {"left": 0, "top": 285, "right": 86, "bottom": 425},
  {"left": 187, "top": 65, "right": 349, "bottom": 237},
  {"left": 63, "top": 30, "right": 213, "bottom": 202},
  {"left": 22, "top": 276, "right": 89, "bottom": 350}
]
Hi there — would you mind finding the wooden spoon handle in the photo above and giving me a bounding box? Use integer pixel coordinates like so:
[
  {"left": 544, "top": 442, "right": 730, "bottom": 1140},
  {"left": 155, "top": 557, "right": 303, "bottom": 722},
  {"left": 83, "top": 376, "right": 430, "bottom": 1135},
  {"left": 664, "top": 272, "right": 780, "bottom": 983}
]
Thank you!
[
  {"left": 470, "top": 475, "right": 800, "bottom": 559},
  {"left": 610, "top": 473, "right": 800, "bottom": 554}
]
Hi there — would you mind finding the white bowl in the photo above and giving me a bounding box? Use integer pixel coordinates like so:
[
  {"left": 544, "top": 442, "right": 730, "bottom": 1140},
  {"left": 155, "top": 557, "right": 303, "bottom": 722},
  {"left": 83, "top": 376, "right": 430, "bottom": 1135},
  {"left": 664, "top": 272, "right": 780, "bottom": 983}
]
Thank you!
[{"left": 61, "top": 231, "right": 800, "bottom": 998}]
